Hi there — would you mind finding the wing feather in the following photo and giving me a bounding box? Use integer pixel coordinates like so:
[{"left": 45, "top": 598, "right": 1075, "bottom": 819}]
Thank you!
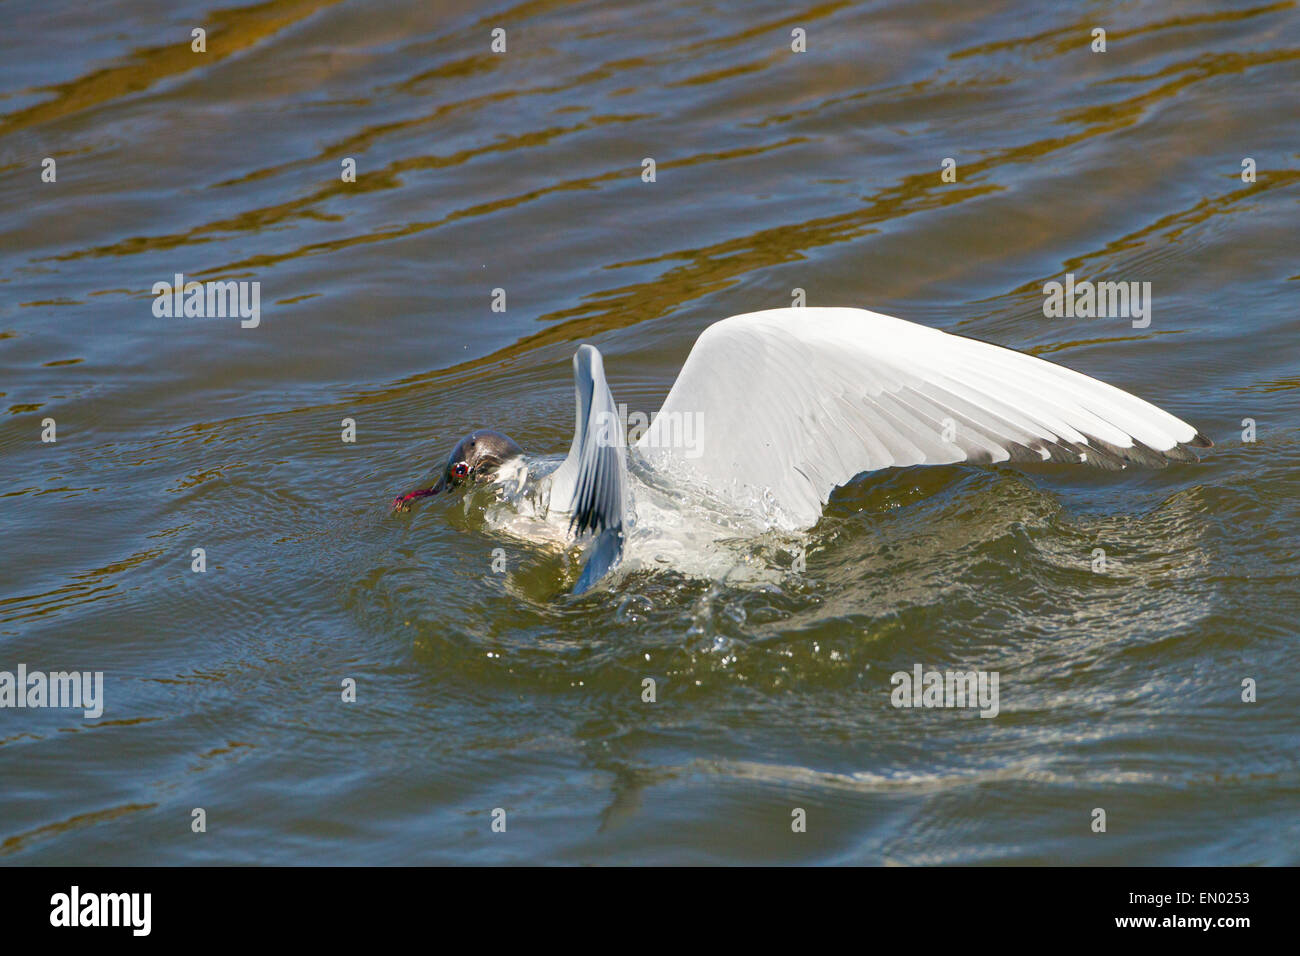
[
  {"left": 550, "top": 344, "right": 629, "bottom": 539},
  {"left": 634, "top": 308, "right": 1210, "bottom": 530}
]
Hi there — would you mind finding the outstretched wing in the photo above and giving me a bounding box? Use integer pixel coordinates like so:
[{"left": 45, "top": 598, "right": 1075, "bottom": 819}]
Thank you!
[
  {"left": 634, "top": 308, "right": 1210, "bottom": 531},
  {"left": 549, "top": 344, "right": 629, "bottom": 592}
]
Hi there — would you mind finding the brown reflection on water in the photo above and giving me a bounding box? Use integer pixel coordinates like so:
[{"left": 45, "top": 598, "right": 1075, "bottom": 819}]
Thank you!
[{"left": 0, "top": 0, "right": 344, "bottom": 137}]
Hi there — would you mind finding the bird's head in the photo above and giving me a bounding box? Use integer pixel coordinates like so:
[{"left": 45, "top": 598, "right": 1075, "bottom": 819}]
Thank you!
[{"left": 392, "top": 429, "right": 524, "bottom": 510}]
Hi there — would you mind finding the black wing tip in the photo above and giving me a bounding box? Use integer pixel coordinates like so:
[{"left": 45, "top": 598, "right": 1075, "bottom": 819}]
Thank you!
[
  {"left": 568, "top": 506, "right": 619, "bottom": 538},
  {"left": 1076, "top": 433, "right": 1211, "bottom": 469},
  {"left": 566, "top": 448, "right": 625, "bottom": 538}
]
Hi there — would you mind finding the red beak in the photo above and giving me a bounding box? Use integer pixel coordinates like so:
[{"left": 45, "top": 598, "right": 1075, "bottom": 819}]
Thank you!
[{"left": 392, "top": 486, "right": 440, "bottom": 510}]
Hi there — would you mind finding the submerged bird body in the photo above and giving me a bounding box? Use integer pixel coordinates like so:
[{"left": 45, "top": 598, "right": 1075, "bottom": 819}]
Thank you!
[
  {"left": 395, "top": 308, "right": 1210, "bottom": 593},
  {"left": 438, "top": 445, "right": 759, "bottom": 585}
]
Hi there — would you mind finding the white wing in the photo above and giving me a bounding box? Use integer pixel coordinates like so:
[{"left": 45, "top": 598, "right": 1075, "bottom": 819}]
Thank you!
[
  {"left": 634, "top": 308, "right": 1210, "bottom": 531},
  {"left": 549, "top": 344, "right": 629, "bottom": 539}
]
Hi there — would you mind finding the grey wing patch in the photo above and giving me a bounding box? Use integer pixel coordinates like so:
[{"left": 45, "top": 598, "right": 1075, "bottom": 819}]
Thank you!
[
  {"left": 552, "top": 344, "right": 628, "bottom": 593},
  {"left": 572, "top": 526, "right": 624, "bottom": 595},
  {"left": 566, "top": 344, "right": 629, "bottom": 537}
]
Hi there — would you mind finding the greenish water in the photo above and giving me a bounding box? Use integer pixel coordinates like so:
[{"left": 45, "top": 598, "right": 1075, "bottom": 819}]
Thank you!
[{"left": 1, "top": 0, "right": 1297, "bottom": 864}]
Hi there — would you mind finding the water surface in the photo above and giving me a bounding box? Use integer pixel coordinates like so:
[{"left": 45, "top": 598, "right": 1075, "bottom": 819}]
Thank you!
[{"left": 1, "top": 0, "right": 1298, "bottom": 864}]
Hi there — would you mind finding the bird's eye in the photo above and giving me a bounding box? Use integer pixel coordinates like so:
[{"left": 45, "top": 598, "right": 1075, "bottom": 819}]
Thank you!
[{"left": 452, "top": 462, "right": 470, "bottom": 478}]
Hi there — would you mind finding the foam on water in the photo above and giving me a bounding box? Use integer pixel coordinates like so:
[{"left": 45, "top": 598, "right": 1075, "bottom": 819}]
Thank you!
[{"left": 476, "top": 454, "right": 810, "bottom": 589}]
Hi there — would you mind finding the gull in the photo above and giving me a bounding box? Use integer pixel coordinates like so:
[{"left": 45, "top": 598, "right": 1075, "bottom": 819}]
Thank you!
[{"left": 394, "top": 308, "right": 1211, "bottom": 593}]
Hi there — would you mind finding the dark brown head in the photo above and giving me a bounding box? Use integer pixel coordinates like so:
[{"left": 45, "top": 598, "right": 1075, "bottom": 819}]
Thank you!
[{"left": 393, "top": 429, "right": 524, "bottom": 510}]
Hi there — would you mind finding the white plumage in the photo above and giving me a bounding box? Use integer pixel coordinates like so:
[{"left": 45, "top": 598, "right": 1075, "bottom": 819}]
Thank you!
[
  {"left": 479, "top": 307, "right": 1209, "bottom": 591},
  {"left": 630, "top": 308, "right": 1208, "bottom": 531}
]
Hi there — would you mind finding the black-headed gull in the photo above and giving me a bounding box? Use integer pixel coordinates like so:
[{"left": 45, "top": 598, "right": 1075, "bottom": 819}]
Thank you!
[{"left": 395, "top": 308, "right": 1211, "bottom": 593}]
